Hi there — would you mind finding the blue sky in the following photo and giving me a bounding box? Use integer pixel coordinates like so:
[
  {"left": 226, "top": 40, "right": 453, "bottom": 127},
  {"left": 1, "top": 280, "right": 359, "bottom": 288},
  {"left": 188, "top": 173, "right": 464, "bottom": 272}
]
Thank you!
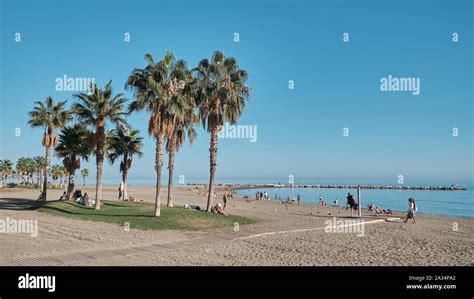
[{"left": 0, "top": 0, "right": 472, "bottom": 184}]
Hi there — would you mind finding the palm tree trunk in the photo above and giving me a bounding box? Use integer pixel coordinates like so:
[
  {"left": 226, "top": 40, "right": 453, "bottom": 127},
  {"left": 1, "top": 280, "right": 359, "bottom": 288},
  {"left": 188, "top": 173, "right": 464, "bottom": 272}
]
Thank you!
[
  {"left": 95, "top": 152, "right": 104, "bottom": 210},
  {"left": 123, "top": 173, "right": 128, "bottom": 201},
  {"left": 66, "top": 170, "right": 75, "bottom": 201},
  {"left": 122, "top": 154, "right": 128, "bottom": 200},
  {"left": 154, "top": 133, "right": 164, "bottom": 217},
  {"left": 206, "top": 128, "right": 219, "bottom": 212},
  {"left": 95, "top": 128, "right": 105, "bottom": 210},
  {"left": 167, "top": 147, "right": 175, "bottom": 208},
  {"left": 39, "top": 172, "right": 43, "bottom": 190},
  {"left": 42, "top": 146, "right": 51, "bottom": 201},
  {"left": 83, "top": 176, "right": 86, "bottom": 188}
]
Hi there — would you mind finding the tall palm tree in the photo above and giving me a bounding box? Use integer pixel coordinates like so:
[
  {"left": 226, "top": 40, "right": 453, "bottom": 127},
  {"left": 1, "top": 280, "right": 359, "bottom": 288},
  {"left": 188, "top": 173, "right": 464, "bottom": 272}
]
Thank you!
[
  {"left": 55, "top": 125, "right": 91, "bottom": 200},
  {"left": 32, "top": 156, "right": 45, "bottom": 189},
  {"left": 192, "top": 51, "right": 251, "bottom": 211},
  {"left": 28, "top": 97, "right": 71, "bottom": 200},
  {"left": 81, "top": 168, "right": 89, "bottom": 187},
  {"left": 126, "top": 52, "right": 183, "bottom": 216},
  {"left": 107, "top": 126, "right": 143, "bottom": 200},
  {"left": 73, "top": 80, "right": 127, "bottom": 210},
  {"left": 164, "top": 60, "right": 197, "bottom": 207},
  {"left": 0, "top": 159, "right": 14, "bottom": 184}
]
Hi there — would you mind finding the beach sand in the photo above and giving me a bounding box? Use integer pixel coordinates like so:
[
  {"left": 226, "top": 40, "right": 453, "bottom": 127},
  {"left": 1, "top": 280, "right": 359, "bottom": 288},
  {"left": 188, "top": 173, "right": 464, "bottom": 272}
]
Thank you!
[{"left": 0, "top": 185, "right": 472, "bottom": 266}]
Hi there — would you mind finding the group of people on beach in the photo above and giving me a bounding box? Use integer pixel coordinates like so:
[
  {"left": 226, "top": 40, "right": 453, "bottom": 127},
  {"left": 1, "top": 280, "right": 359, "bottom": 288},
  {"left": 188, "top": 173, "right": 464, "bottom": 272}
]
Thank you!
[
  {"left": 271, "top": 191, "right": 418, "bottom": 222},
  {"left": 255, "top": 191, "right": 269, "bottom": 200},
  {"left": 67, "top": 190, "right": 92, "bottom": 206}
]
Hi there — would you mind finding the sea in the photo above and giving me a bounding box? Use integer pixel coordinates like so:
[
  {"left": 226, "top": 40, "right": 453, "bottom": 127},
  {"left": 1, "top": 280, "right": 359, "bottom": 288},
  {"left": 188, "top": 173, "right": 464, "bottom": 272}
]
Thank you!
[{"left": 100, "top": 177, "right": 473, "bottom": 218}]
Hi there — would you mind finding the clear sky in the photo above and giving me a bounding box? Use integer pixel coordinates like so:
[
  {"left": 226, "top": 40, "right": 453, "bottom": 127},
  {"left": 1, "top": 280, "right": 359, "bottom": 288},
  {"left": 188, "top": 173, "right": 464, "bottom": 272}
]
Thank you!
[{"left": 0, "top": 0, "right": 472, "bottom": 184}]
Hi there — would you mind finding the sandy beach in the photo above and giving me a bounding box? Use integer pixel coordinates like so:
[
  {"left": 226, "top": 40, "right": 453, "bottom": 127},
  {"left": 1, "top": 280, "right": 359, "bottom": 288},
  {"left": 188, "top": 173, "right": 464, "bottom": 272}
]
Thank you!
[{"left": 0, "top": 185, "right": 472, "bottom": 266}]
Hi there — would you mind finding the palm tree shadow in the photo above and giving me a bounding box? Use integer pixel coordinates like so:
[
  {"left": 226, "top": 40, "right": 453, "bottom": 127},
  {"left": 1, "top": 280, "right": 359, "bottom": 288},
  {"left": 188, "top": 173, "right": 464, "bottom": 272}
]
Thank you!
[
  {"left": 37, "top": 201, "right": 156, "bottom": 218},
  {"left": 0, "top": 198, "right": 38, "bottom": 211}
]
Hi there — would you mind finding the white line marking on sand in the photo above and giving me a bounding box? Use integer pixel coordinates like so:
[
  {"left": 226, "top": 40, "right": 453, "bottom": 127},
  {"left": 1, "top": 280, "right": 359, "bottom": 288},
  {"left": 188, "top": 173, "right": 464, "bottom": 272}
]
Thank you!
[{"left": 233, "top": 219, "right": 386, "bottom": 240}]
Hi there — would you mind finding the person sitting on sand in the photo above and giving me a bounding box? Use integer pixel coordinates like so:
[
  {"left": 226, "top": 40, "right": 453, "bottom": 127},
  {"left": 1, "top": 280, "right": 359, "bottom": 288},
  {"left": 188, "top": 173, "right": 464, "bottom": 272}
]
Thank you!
[
  {"left": 367, "top": 203, "right": 373, "bottom": 211},
  {"left": 404, "top": 198, "right": 417, "bottom": 223},
  {"left": 82, "top": 193, "right": 89, "bottom": 206},
  {"left": 211, "top": 203, "right": 226, "bottom": 215},
  {"left": 128, "top": 196, "right": 145, "bottom": 203},
  {"left": 59, "top": 191, "right": 67, "bottom": 200}
]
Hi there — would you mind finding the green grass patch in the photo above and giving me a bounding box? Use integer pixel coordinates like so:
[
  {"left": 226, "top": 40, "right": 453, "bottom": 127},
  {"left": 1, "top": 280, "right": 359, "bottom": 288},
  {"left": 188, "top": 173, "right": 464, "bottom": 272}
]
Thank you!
[{"left": 36, "top": 200, "right": 256, "bottom": 231}]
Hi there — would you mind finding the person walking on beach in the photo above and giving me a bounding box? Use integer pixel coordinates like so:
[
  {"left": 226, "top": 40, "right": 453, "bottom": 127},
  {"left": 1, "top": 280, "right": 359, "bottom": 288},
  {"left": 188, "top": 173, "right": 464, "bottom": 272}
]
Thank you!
[
  {"left": 404, "top": 197, "right": 417, "bottom": 223},
  {"left": 334, "top": 197, "right": 339, "bottom": 207},
  {"left": 297, "top": 194, "right": 301, "bottom": 205},
  {"left": 223, "top": 191, "right": 229, "bottom": 210},
  {"left": 319, "top": 195, "right": 325, "bottom": 206},
  {"left": 347, "top": 193, "right": 356, "bottom": 216},
  {"left": 118, "top": 183, "right": 124, "bottom": 200}
]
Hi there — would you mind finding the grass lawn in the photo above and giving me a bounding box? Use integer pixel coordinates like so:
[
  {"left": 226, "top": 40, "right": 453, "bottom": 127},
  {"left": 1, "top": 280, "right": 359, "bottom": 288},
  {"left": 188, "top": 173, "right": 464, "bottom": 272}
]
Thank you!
[{"left": 36, "top": 200, "right": 256, "bottom": 231}]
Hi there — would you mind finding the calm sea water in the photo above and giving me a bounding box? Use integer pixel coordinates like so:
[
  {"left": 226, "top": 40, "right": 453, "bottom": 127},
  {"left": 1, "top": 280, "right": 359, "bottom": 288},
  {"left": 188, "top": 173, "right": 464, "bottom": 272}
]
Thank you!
[
  {"left": 101, "top": 177, "right": 473, "bottom": 218},
  {"left": 234, "top": 187, "right": 473, "bottom": 218}
]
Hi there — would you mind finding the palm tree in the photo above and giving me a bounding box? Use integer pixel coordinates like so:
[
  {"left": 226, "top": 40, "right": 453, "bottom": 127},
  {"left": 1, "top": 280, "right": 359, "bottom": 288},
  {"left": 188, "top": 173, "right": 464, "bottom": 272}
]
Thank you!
[
  {"left": 32, "top": 156, "right": 45, "bottom": 189},
  {"left": 73, "top": 80, "right": 127, "bottom": 210},
  {"left": 16, "top": 157, "right": 34, "bottom": 186},
  {"left": 192, "top": 51, "right": 251, "bottom": 211},
  {"left": 50, "top": 164, "right": 62, "bottom": 188},
  {"left": 14, "top": 159, "right": 25, "bottom": 185},
  {"left": 81, "top": 168, "right": 89, "bottom": 187},
  {"left": 28, "top": 97, "right": 71, "bottom": 200},
  {"left": 126, "top": 52, "right": 183, "bottom": 216},
  {"left": 55, "top": 125, "right": 91, "bottom": 200},
  {"left": 25, "top": 157, "right": 36, "bottom": 185},
  {"left": 107, "top": 126, "right": 143, "bottom": 200},
  {"left": 0, "top": 159, "right": 14, "bottom": 185},
  {"left": 164, "top": 60, "right": 197, "bottom": 207}
]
